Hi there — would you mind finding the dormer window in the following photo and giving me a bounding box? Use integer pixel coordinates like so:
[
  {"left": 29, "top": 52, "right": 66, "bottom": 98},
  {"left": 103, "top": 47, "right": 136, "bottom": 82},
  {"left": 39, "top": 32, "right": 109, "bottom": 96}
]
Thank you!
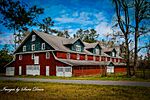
[
  {"left": 95, "top": 48, "right": 99, "bottom": 55},
  {"left": 67, "top": 53, "right": 70, "bottom": 59},
  {"left": 112, "top": 51, "right": 116, "bottom": 57},
  {"left": 76, "top": 45, "right": 81, "bottom": 52},
  {"left": 23, "top": 46, "right": 26, "bottom": 52},
  {"left": 32, "top": 35, "right": 36, "bottom": 41},
  {"left": 41, "top": 43, "right": 45, "bottom": 50},
  {"left": 31, "top": 44, "right": 35, "bottom": 51}
]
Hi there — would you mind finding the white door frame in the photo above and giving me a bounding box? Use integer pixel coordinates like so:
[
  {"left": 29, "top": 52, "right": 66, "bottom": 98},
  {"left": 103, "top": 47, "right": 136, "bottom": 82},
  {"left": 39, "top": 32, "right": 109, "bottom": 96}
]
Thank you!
[
  {"left": 19, "top": 66, "right": 22, "bottom": 75},
  {"left": 46, "top": 66, "right": 50, "bottom": 76}
]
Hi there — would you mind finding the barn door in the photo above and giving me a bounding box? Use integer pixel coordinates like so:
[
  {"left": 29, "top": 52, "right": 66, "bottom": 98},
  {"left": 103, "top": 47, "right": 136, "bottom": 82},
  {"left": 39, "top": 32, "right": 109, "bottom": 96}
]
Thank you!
[
  {"left": 56, "top": 66, "right": 72, "bottom": 77},
  {"left": 6, "top": 67, "right": 15, "bottom": 76},
  {"left": 46, "top": 66, "right": 50, "bottom": 76}
]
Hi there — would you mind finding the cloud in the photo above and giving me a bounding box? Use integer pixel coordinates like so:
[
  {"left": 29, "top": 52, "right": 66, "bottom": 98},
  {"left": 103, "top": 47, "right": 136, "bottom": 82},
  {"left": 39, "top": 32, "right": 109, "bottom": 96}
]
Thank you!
[
  {"left": 95, "top": 22, "right": 113, "bottom": 36},
  {"left": 54, "top": 11, "right": 107, "bottom": 26},
  {"left": 0, "top": 33, "right": 14, "bottom": 45}
]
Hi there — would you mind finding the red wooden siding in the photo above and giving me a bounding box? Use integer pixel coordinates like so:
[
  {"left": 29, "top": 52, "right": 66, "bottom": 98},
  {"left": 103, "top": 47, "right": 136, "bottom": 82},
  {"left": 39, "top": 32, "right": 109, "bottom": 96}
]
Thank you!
[
  {"left": 73, "top": 66, "right": 105, "bottom": 76},
  {"left": 107, "top": 57, "right": 110, "bottom": 61},
  {"left": 8, "top": 52, "right": 70, "bottom": 76},
  {"left": 115, "top": 66, "right": 126, "bottom": 73},
  {"left": 96, "top": 56, "right": 99, "bottom": 61},
  {"left": 112, "top": 58, "right": 115, "bottom": 62},
  {"left": 88, "top": 55, "right": 93, "bottom": 60},
  {"left": 70, "top": 53, "right": 77, "bottom": 60},
  {"left": 56, "top": 52, "right": 67, "bottom": 59},
  {"left": 80, "top": 54, "right": 85, "bottom": 60}
]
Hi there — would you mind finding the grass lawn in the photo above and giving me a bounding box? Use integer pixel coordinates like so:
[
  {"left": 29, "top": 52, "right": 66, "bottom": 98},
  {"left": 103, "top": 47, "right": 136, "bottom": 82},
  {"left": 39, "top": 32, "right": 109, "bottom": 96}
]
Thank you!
[
  {"left": 15, "top": 73, "right": 150, "bottom": 82},
  {"left": 0, "top": 80, "right": 150, "bottom": 100}
]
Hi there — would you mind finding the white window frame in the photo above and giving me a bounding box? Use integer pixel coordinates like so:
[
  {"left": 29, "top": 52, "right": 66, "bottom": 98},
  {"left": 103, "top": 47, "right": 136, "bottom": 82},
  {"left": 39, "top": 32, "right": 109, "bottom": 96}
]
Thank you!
[
  {"left": 76, "top": 45, "right": 81, "bottom": 52},
  {"left": 67, "top": 53, "right": 70, "bottom": 59},
  {"left": 23, "top": 46, "right": 26, "bottom": 52},
  {"left": 95, "top": 48, "right": 99, "bottom": 55},
  {"left": 99, "top": 56, "right": 101, "bottom": 61},
  {"left": 85, "top": 55, "right": 88, "bottom": 60},
  {"left": 46, "top": 52, "right": 50, "bottom": 59},
  {"left": 41, "top": 43, "right": 45, "bottom": 50},
  {"left": 93, "top": 56, "right": 96, "bottom": 61},
  {"left": 31, "top": 54, "right": 35, "bottom": 59},
  {"left": 112, "top": 51, "right": 115, "bottom": 57},
  {"left": 77, "top": 54, "right": 80, "bottom": 60},
  {"left": 31, "top": 44, "right": 35, "bottom": 51},
  {"left": 32, "top": 35, "right": 36, "bottom": 41},
  {"left": 19, "top": 55, "right": 22, "bottom": 60}
]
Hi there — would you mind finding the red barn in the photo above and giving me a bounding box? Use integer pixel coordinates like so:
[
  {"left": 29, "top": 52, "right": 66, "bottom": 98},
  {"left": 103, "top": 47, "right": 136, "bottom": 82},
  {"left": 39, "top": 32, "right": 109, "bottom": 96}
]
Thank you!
[{"left": 5, "top": 30, "right": 126, "bottom": 77}]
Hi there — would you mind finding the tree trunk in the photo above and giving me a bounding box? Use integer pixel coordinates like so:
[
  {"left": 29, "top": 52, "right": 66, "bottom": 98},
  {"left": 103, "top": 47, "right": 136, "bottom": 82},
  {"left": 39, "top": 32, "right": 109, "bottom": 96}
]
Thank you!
[{"left": 125, "top": 35, "right": 131, "bottom": 77}]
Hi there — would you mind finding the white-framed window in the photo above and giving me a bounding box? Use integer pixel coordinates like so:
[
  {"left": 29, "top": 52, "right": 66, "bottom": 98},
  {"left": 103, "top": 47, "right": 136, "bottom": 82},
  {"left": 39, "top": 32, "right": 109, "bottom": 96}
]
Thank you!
[
  {"left": 31, "top": 44, "right": 35, "bottom": 51},
  {"left": 67, "top": 53, "right": 70, "bottom": 59},
  {"left": 112, "top": 52, "right": 115, "bottom": 57},
  {"left": 19, "top": 55, "right": 22, "bottom": 60},
  {"left": 31, "top": 54, "right": 35, "bottom": 59},
  {"left": 32, "top": 35, "right": 36, "bottom": 41},
  {"left": 76, "top": 45, "right": 81, "bottom": 52},
  {"left": 77, "top": 54, "right": 80, "bottom": 60},
  {"left": 41, "top": 43, "right": 45, "bottom": 50},
  {"left": 46, "top": 52, "right": 50, "bottom": 59},
  {"left": 23, "top": 46, "right": 26, "bottom": 52},
  {"left": 85, "top": 55, "right": 88, "bottom": 60},
  {"left": 95, "top": 48, "right": 99, "bottom": 55}
]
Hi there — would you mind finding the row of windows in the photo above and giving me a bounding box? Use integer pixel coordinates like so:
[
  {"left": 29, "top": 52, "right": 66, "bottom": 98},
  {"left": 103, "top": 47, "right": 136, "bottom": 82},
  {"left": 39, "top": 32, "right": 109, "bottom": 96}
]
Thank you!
[
  {"left": 23, "top": 43, "right": 45, "bottom": 52},
  {"left": 65, "top": 53, "right": 122, "bottom": 62},
  {"left": 18, "top": 52, "right": 50, "bottom": 60}
]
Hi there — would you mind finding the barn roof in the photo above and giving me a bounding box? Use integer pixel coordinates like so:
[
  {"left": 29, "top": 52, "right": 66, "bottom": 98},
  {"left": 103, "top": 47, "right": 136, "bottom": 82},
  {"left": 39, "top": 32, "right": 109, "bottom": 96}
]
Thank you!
[
  {"left": 84, "top": 42, "right": 100, "bottom": 49},
  {"left": 55, "top": 58, "right": 111, "bottom": 66}
]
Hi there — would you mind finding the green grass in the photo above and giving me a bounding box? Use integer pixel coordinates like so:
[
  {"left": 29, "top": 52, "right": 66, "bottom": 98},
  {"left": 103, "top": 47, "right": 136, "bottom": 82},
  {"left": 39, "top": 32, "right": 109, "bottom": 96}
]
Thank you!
[
  {"left": 0, "top": 80, "right": 150, "bottom": 100},
  {"left": 15, "top": 73, "right": 150, "bottom": 82}
]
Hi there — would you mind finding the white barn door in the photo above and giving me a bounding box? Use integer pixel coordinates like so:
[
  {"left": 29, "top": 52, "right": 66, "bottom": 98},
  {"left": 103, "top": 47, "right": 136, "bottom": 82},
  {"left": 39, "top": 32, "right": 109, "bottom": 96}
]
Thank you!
[
  {"left": 46, "top": 66, "right": 50, "bottom": 76},
  {"left": 56, "top": 66, "right": 72, "bottom": 77},
  {"left": 6, "top": 67, "right": 15, "bottom": 76},
  {"left": 26, "top": 65, "right": 40, "bottom": 76}
]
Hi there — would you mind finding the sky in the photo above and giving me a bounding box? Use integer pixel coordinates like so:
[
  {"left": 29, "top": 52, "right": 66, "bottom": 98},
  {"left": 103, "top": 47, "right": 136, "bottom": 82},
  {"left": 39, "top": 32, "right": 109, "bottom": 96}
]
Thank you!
[{"left": 0, "top": 0, "right": 149, "bottom": 55}]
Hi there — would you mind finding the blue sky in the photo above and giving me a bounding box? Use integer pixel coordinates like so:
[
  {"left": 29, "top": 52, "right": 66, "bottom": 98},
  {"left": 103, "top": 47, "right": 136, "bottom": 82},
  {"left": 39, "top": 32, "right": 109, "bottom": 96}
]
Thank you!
[{"left": 0, "top": 0, "right": 149, "bottom": 55}]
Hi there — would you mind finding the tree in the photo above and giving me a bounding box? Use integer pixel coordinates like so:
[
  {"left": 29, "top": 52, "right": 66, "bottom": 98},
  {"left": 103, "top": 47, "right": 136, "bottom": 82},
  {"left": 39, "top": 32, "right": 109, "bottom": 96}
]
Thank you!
[
  {"left": 56, "top": 30, "right": 70, "bottom": 38},
  {"left": 0, "top": 0, "right": 44, "bottom": 49},
  {"left": 112, "top": 0, "right": 132, "bottom": 77},
  {"left": 0, "top": 44, "right": 13, "bottom": 73},
  {"left": 74, "top": 29, "right": 99, "bottom": 43},
  {"left": 38, "top": 17, "right": 54, "bottom": 34},
  {"left": 133, "top": 0, "right": 150, "bottom": 75}
]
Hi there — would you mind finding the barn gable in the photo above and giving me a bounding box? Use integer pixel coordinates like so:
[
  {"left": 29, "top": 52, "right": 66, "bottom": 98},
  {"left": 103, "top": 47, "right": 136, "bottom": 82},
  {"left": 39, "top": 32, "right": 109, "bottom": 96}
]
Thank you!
[{"left": 14, "top": 31, "right": 54, "bottom": 53}]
